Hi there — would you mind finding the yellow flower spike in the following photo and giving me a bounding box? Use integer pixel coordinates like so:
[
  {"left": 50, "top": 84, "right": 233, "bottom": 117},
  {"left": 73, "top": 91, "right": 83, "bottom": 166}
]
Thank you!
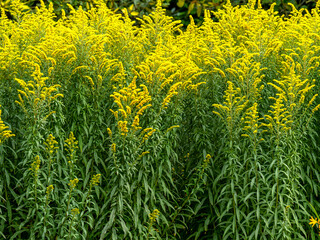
[
  {"left": 143, "top": 129, "right": 156, "bottom": 142},
  {"left": 136, "top": 104, "right": 152, "bottom": 116},
  {"left": 107, "top": 128, "right": 112, "bottom": 138},
  {"left": 149, "top": 209, "right": 160, "bottom": 223},
  {"left": 0, "top": 106, "right": 14, "bottom": 145},
  {"left": 126, "top": 106, "right": 132, "bottom": 115},
  {"left": 117, "top": 121, "right": 128, "bottom": 136},
  {"left": 201, "top": 154, "right": 211, "bottom": 170},
  {"left": 138, "top": 151, "right": 150, "bottom": 158},
  {"left": 84, "top": 76, "right": 95, "bottom": 89},
  {"left": 68, "top": 178, "right": 79, "bottom": 190},
  {"left": 212, "top": 81, "right": 247, "bottom": 135},
  {"left": 44, "top": 134, "right": 58, "bottom": 155},
  {"left": 30, "top": 155, "right": 41, "bottom": 177},
  {"left": 166, "top": 125, "right": 180, "bottom": 132},
  {"left": 111, "top": 143, "right": 116, "bottom": 153},
  {"left": 312, "top": 104, "right": 320, "bottom": 113},
  {"left": 15, "top": 64, "right": 63, "bottom": 122},
  {"left": 109, "top": 109, "right": 118, "bottom": 119},
  {"left": 242, "top": 103, "right": 262, "bottom": 139},
  {"left": 90, "top": 174, "right": 101, "bottom": 186},
  {"left": 64, "top": 132, "right": 78, "bottom": 160},
  {"left": 46, "top": 185, "right": 54, "bottom": 195},
  {"left": 162, "top": 82, "right": 182, "bottom": 109},
  {"left": 119, "top": 109, "right": 127, "bottom": 119},
  {"left": 71, "top": 208, "right": 80, "bottom": 216},
  {"left": 110, "top": 79, "right": 153, "bottom": 137},
  {"left": 131, "top": 116, "right": 140, "bottom": 130}
]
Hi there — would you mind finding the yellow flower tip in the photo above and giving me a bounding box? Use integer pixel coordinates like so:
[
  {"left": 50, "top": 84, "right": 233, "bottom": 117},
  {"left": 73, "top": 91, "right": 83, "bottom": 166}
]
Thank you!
[
  {"left": 138, "top": 151, "right": 150, "bottom": 158},
  {"left": 166, "top": 125, "right": 180, "bottom": 132},
  {"left": 107, "top": 128, "right": 112, "bottom": 137}
]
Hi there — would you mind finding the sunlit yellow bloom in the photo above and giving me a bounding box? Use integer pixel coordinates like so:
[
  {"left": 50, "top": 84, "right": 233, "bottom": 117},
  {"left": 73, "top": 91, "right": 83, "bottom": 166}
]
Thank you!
[
  {"left": 310, "top": 216, "right": 320, "bottom": 228},
  {"left": 44, "top": 134, "right": 58, "bottom": 155}
]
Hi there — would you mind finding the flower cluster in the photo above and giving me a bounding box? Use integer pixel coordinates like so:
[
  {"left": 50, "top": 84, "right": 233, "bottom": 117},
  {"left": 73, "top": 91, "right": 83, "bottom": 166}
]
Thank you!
[
  {"left": 68, "top": 178, "right": 79, "bottom": 190},
  {"left": 64, "top": 132, "right": 78, "bottom": 161},
  {"left": 71, "top": 208, "right": 80, "bottom": 216},
  {"left": 30, "top": 155, "right": 41, "bottom": 177},
  {"left": 149, "top": 209, "right": 160, "bottom": 223},
  {"left": 90, "top": 174, "right": 101, "bottom": 187},
  {"left": 0, "top": 106, "right": 14, "bottom": 145},
  {"left": 15, "top": 64, "right": 63, "bottom": 120},
  {"left": 110, "top": 78, "right": 152, "bottom": 137},
  {"left": 46, "top": 185, "right": 54, "bottom": 195},
  {"left": 212, "top": 81, "right": 248, "bottom": 136},
  {"left": 44, "top": 134, "right": 58, "bottom": 155},
  {"left": 142, "top": 128, "right": 156, "bottom": 142},
  {"left": 242, "top": 103, "right": 263, "bottom": 141}
]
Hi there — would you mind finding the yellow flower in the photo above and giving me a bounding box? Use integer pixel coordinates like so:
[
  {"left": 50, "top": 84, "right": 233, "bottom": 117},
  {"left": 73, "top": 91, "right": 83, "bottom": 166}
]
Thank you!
[
  {"left": 30, "top": 155, "right": 40, "bottom": 173},
  {"left": 64, "top": 132, "right": 78, "bottom": 159},
  {"left": 149, "top": 209, "right": 160, "bottom": 222},
  {"left": 201, "top": 154, "right": 211, "bottom": 170},
  {"left": 161, "top": 82, "right": 182, "bottom": 109},
  {"left": 212, "top": 81, "right": 247, "bottom": 135},
  {"left": 44, "top": 134, "right": 58, "bottom": 155},
  {"left": 111, "top": 143, "right": 116, "bottom": 153},
  {"left": 138, "top": 151, "right": 150, "bottom": 158},
  {"left": 68, "top": 178, "right": 79, "bottom": 190},
  {"left": 71, "top": 208, "right": 80, "bottom": 216},
  {"left": 166, "top": 125, "right": 180, "bottom": 132},
  {"left": 0, "top": 106, "right": 14, "bottom": 145},
  {"left": 46, "top": 185, "right": 54, "bottom": 195},
  {"left": 143, "top": 129, "right": 156, "bottom": 142},
  {"left": 309, "top": 216, "right": 319, "bottom": 228},
  {"left": 90, "top": 174, "right": 101, "bottom": 186}
]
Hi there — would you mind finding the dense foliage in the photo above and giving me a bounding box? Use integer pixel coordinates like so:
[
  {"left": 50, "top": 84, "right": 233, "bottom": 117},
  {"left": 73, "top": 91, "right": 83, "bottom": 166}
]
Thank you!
[{"left": 2, "top": 0, "right": 320, "bottom": 239}]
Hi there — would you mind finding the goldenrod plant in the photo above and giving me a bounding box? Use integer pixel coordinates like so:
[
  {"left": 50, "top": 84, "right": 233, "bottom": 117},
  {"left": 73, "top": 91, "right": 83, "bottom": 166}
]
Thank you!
[{"left": 3, "top": 0, "right": 320, "bottom": 239}]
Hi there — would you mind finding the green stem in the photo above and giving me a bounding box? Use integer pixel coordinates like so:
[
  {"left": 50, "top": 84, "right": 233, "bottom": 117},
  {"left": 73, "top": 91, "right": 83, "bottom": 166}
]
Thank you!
[
  {"left": 47, "top": 157, "right": 52, "bottom": 186},
  {"left": 43, "top": 195, "right": 49, "bottom": 236},
  {"left": 60, "top": 188, "right": 73, "bottom": 233},
  {"left": 68, "top": 215, "right": 75, "bottom": 240},
  {"left": 77, "top": 185, "right": 92, "bottom": 226},
  {"left": 34, "top": 176, "right": 38, "bottom": 207}
]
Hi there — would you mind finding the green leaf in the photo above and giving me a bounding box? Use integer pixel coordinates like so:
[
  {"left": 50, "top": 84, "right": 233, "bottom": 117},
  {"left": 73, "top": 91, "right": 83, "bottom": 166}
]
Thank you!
[
  {"left": 188, "top": 2, "right": 195, "bottom": 14},
  {"left": 177, "top": 0, "right": 185, "bottom": 8},
  {"left": 100, "top": 208, "right": 116, "bottom": 239},
  {"left": 197, "top": 3, "right": 202, "bottom": 17}
]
